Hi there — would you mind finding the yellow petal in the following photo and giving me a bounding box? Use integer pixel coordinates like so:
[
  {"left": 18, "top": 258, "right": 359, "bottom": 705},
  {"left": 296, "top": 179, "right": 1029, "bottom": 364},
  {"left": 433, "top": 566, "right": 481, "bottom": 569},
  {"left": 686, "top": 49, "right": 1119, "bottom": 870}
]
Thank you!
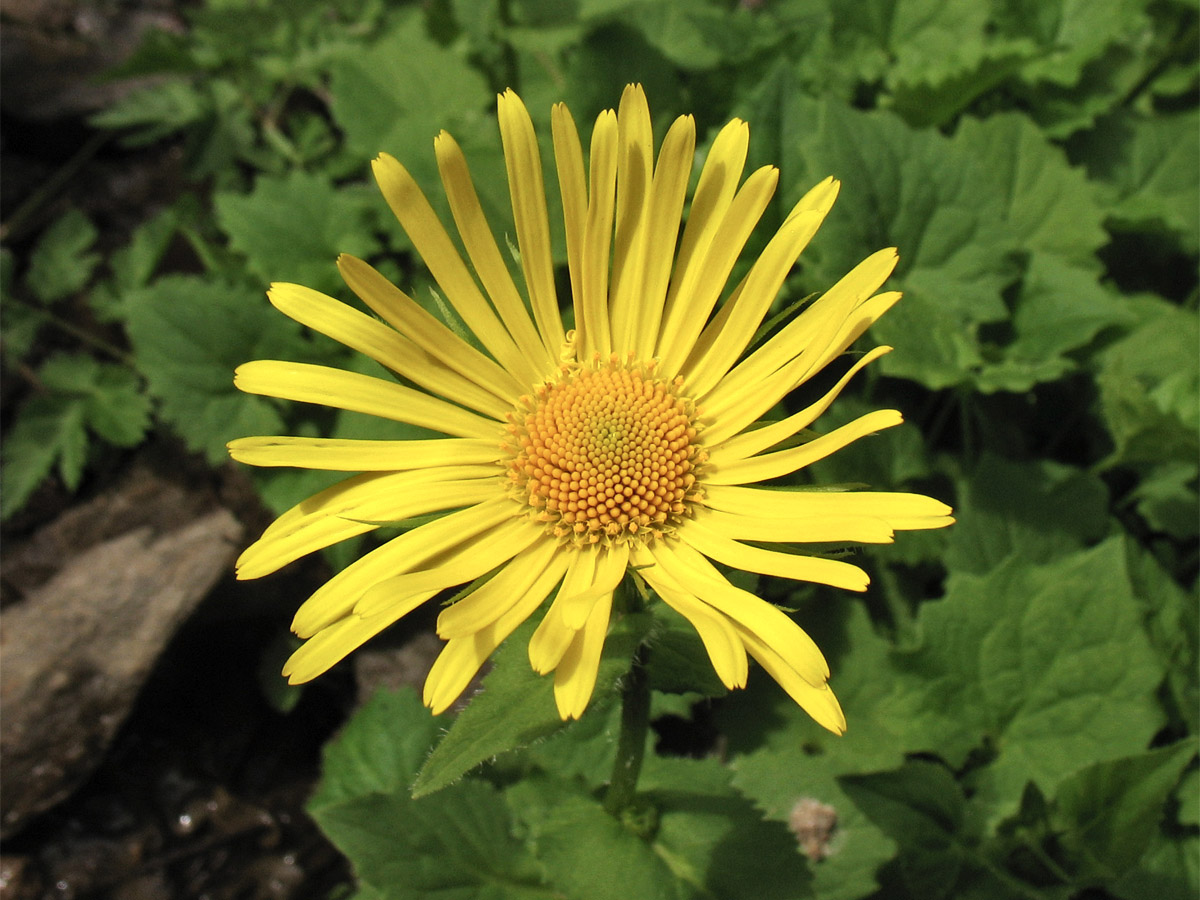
[
  {"left": 227, "top": 436, "right": 501, "bottom": 471},
  {"left": 552, "top": 102, "right": 588, "bottom": 323},
  {"left": 630, "top": 115, "right": 696, "bottom": 360},
  {"left": 527, "top": 549, "right": 596, "bottom": 674},
  {"left": 682, "top": 178, "right": 840, "bottom": 397},
  {"left": 705, "top": 344, "right": 891, "bottom": 459},
  {"left": 577, "top": 109, "right": 618, "bottom": 359},
  {"left": 557, "top": 542, "right": 628, "bottom": 630},
  {"left": 608, "top": 84, "right": 654, "bottom": 353},
  {"left": 436, "top": 538, "right": 568, "bottom": 639},
  {"left": 497, "top": 89, "right": 564, "bottom": 355},
  {"left": 737, "top": 624, "right": 846, "bottom": 735},
  {"left": 283, "top": 607, "right": 420, "bottom": 684},
  {"left": 352, "top": 517, "right": 543, "bottom": 618},
  {"left": 266, "top": 283, "right": 511, "bottom": 419},
  {"left": 236, "top": 467, "right": 500, "bottom": 580},
  {"left": 423, "top": 633, "right": 493, "bottom": 714},
  {"left": 553, "top": 590, "right": 614, "bottom": 720},
  {"left": 656, "top": 166, "right": 778, "bottom": 378},
  {"left": 695, "top": 508, "right": 897, "bottom": 544},
  {"left": 338, "top": 254, "right": 525, "bottom": 402},
  {"left": 706, "top": 409, "right": 903, "bottom": 485},
  {"left": 681, "top": 515, "right": 871, "bottom": 592},
  {"left": 234, "top": 360, "right": 502, "bottom": 441},
  {"left": 291, "top": 497, "right": 514, "bottom": 638},
  {"left": 434, "top": 131, "right": 552, "bottom": 370},
  {"left": 425, "top": 546, "right": 570, "bottom": 713},
  {"left": 656, "top": 118, "right": 749, "bottom": 357},
  {"left": 372, "top": 153, "right": 539, "bottom": 385},
  {"left": 632, "top": 545, "right": 747, "bottom": 689},
  {"left": 648, "top": 540, "right": 829, "bottom": 686},
  {"left": 701, "top": 248, "right": 899, "bottom": 420},
  {"left": 704, "top": 485, "right": 955, "bottom": 521}
]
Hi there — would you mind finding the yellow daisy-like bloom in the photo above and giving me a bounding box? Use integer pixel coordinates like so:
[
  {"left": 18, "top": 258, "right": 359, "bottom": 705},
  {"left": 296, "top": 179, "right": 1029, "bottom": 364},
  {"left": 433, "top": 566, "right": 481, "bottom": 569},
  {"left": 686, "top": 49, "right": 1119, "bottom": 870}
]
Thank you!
[{"left": 229, "top": 85, "right": 953, "bottom": 734}]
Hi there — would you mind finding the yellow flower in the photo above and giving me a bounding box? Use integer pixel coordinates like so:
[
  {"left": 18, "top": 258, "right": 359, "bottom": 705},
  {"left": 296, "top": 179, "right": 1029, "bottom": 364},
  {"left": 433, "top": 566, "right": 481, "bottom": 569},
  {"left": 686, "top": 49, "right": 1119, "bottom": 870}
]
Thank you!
[{"left": 229, "top": 85, "right": 953, "bottom": 733}]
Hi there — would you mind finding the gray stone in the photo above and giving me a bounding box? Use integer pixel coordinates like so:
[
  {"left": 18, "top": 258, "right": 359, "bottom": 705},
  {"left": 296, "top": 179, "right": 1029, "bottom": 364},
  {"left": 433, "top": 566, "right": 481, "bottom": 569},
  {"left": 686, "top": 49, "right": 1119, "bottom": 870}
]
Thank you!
[{"left": 1, "top": 488, "right": 242, "bottom": 837}]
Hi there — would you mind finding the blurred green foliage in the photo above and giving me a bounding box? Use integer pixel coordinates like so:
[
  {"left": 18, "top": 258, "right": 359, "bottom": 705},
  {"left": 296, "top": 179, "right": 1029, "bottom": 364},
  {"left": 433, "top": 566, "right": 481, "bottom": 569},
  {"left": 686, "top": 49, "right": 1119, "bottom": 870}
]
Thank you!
[{"left": 1, "top": 0, "right": 1196, "bottom": 897}]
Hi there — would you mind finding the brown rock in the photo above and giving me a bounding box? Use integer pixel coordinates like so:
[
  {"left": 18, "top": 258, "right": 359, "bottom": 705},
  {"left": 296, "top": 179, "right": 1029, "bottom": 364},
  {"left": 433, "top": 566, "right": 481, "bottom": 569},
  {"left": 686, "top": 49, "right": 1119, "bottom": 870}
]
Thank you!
[{"left": 0, "top": 481, "right": 242, "bottom": 837}]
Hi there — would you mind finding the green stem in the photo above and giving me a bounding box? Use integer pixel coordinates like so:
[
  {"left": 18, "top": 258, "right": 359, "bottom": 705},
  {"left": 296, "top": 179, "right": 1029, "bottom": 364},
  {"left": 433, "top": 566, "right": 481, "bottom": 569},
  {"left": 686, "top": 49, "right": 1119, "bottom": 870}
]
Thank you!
[{"left": 603, "top": 649, "right": 651, "bottom": 817}]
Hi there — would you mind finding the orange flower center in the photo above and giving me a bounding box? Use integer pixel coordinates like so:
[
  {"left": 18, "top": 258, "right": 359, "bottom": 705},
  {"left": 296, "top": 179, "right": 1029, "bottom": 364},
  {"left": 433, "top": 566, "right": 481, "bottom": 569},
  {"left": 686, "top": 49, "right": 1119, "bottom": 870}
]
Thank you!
[{"left": 506, "top": 358, "right": 704, "bottom": 546}]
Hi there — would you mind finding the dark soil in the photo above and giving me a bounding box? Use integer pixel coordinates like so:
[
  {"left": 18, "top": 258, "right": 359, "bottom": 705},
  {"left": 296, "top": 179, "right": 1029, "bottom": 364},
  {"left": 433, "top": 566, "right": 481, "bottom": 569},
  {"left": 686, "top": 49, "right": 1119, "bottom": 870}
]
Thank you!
[{"left": 1, "top": 600, "right": 356, "bottom": 900}]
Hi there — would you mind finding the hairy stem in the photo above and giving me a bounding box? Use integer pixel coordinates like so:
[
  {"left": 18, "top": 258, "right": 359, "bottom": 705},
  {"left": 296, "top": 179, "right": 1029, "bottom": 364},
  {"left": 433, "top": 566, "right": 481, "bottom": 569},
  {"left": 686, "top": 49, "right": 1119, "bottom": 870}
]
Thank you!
[{"left": 603, "top": 649, "right": 651, "bottom": 817}]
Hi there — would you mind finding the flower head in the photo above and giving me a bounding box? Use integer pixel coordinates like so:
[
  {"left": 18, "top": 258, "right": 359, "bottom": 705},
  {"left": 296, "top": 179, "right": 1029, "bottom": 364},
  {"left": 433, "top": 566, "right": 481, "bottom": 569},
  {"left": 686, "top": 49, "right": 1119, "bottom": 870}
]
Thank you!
[{"left": 230, "top": 85, "right": 953, "bottom": 733}]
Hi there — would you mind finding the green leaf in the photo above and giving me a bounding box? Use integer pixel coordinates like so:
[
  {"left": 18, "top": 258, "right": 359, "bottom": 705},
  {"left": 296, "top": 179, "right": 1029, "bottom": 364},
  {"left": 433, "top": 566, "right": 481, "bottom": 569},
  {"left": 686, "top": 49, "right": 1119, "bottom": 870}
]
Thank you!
[
  {"left": 881, "top": 538, "right": 1166, "bottom": 822},
  {"left": 521, "top": 697, "right": 624, "bottom": 788},
  {"left": 413, "top": 612, "right": 654, "bottom": 797},
  {"left": 839, "top": 761, "right": 967, "bottom": 900},
  {"left": 614, "top": 0, "right": 780, "bottom": 71},
  {"left": 1177, "top": 768, "right": 1199, "bottom": 828},
  {"left": 108, "top": 206, "right": 181, "bottom": 293},
  {"left": 0, "top": 249, "right": 41, "bottom": 360},
  {"left": 996, "top": 0, "right": 1154, "bottom": 88},
  {"left": 508, "top": 759, "right": 813, "bottom": 900},
  {"left": 0, "top": 391, "right": 87, "bottom": 519},
  {"left": 310, "top": 687, "right": 443, "bottom": 808},
  {"left": 1080, "top": 110, "right": 1200, "bottom": 252},
  {"left": 641, "top": 756, "right": 814, "bottom": 900},
  {"left": 214, "top": 170, "right": 380, "bottom": 295},
  {"left": 507, "top": 775, "right": 685, "bottom": 900},
  {"left": 950, "top": 114, "right": 1108, "bottom": 263},
  {"left": 1050, "top": 741, "right": 1196, "bottom": 882},
  {"left": 0, "top": 354, "right": 152, "bottom": 519},
  {"left": 1127, "top": 462, "right": 1200, "bottom": 541},
  {"left": 88, "top": 79, "right": 209, "bottom": 145},
  {"left": 722, "top": 602, "right": 908, "bottom": 900},
  {"left": 973, "top": 254, "right": 1135, "bottom": 393},
  {"left": 1111, "top": 830, "right": 1199, "bottom": 900},
  {"left": 643, "top": 604, "right": 730, "bottom": 698},
  {"left": 327, "top": 11, "right": 501, "bottom": 219},
  {"left": 845, "top": 0, "right": 1041, "bottom": 108},
  {"left": 31, "top": 356, "right": 150, "bottom": 448},
  {"left": 309, "top": 686, "right": 548, "bottom": 899},
  {"left": 1093, "top": 295, "right": 1199, "bottom": 470},
  {"left": 26, "top": 209, "right": 101, "bottom": 303},
  {"left": 1125, "top": 541, "right": 1198, "bottom": 731},
  {"left": 944, "top": 455, "right": 1111, "bottom": 576},
  {"left": 889, "top": 44, "right": 1036, "bottom": 127},
  {"left": 314, "top": 784, "right": 548, "bottom": 900},
  {"left": 124, "top": 275, "right": 310, "bottom": 464},
  {"left": 775, "top": 97, "right": 1106, "bottom": 391}
]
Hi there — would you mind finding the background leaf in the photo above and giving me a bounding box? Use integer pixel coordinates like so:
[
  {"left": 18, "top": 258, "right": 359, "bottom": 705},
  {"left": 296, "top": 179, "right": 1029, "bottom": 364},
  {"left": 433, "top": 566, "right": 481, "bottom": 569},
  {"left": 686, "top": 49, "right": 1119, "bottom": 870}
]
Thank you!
[
  {"left": 123, "top": 275, "right": 311, "bottom": 464},
  {"left": 413, "top": 613, "right": 653, "bottom": 797}
]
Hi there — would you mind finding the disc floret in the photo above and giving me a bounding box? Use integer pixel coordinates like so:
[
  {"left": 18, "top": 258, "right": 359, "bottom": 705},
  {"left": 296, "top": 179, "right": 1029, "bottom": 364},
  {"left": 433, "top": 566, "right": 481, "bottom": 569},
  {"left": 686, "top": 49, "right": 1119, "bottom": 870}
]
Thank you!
[{"left": 505, "top": 355, "right": 706, "bottom": 546}]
